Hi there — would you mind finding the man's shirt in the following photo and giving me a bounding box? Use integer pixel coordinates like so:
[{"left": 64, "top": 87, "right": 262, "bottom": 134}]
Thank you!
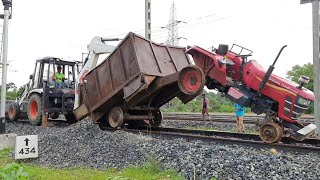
[
  {"left": 55, "top": 72, "right": 65, "bottom": 83},
  {"left": 234, "top": 104, "right": 246, "bottom": 116}
]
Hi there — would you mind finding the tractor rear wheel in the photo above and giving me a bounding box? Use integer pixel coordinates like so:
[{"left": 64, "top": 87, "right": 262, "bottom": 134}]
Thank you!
[
  {"left": 65, "top": 113, "right": 77, "bottom": 124},
  {"left": 259, "top": 122, "right": 283, "bottom": 143},
  {"left": 8, "top": 102, "right": 20, "bottom": 121},
  {"left": 27, "top": 94, "right": 42, "bottom": 126},
  {"left": 108, "top": 106, "right": 124, "bottom": 128}
]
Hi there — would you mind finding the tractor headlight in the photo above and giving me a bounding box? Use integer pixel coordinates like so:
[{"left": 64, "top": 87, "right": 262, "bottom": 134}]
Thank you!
[
  {"left": 298, "top": 97, "right": 311, "bottom": 106},
  {"left": 298, "top": 75, "right": 310, "bottom": 84}
]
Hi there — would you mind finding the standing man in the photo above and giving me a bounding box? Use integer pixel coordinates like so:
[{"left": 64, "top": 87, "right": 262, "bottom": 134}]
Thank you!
[
  {"left": 52, "top": 65, "right": 65, "bottom": 89},
  {"left": 201, "top": 93, "right": 210, "bottom": 120},
  {"left": 234, "top": 103, "right": 246, "bottom": 132}
]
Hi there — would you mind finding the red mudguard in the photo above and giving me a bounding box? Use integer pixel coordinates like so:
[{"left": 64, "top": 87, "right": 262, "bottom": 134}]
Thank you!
[{"left": 186, "top": 46, "right": 227, "bottom": 86}]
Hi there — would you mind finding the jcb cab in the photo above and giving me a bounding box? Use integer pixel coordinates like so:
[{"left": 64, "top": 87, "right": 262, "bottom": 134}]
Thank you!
[{"left": 8, "top": 57, "right": 82, "bottom": 125}]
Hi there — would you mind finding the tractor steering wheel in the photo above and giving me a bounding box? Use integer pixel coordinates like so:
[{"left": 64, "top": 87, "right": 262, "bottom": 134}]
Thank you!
[{"left": 69, "top": 81, "right": 75, "bottom": 89}]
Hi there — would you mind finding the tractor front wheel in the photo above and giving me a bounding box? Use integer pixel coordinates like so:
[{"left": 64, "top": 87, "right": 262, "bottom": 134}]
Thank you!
[
  {"left": 259, "top": 122, "right": 283, "bottom": 143},
  {"left": 8, "top": 102, "right": 20, "bottom": 121},
  {"left": 27, "top": 94, "right": 42, "bottom": 126}
]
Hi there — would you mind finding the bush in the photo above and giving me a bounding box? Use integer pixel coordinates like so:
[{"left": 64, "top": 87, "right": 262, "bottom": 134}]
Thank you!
[
  {"left": 162, "top": 92, "right": 237, "bottom": 113},
  {"left": 0, "top": 163, "right": 29, "bottom": 180}
]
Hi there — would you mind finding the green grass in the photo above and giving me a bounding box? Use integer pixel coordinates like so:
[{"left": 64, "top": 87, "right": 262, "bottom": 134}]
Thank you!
[
  {"left": 0, "top": 149, "right": 184, "bottom": 180},
  {"left": 0, "top": 148, "right": 12, "bottom": 167}
]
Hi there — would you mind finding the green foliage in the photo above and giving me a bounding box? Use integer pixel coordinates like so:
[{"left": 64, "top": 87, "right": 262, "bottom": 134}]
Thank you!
[
  {"left": 163, "top": 91, "right": 248, "bottom": 114},
  {"left": 6, "top": 91, "right": 18, "bottom": 100},
  {"left": 0, "top": 85, "right": 21, "bottom": 100},
  {"left": 0, "top": 149, "right": 11, "bottom": 159},
  {"left": 0, "top": 163, "right": 29, "bottom": 180},
  {"left": 144, "top": 152, "right": 161, "bottom": 174},
  {"left": 286, "top": 63, "right": 314, "bottom": 114},
  {"left": 286, "top": 63, "right": 313, "bottom": 91},
  {"left": 118, "top": 152, "right": 183, "bottom": 180},
  {"left": 0, "top": 149, "right": 182, "bottom": 180}
]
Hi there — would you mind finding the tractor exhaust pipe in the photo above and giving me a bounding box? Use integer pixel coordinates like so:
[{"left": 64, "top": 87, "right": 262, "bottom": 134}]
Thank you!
[{"left": 258, "top": 45, "right": 287, "bottom": 93}]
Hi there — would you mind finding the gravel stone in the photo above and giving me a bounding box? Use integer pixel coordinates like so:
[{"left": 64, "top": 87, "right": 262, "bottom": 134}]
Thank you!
[
  {"left": 162, "top": 119, "right": 257, "bottom": 132},
  {"left": 5, "top": 119, "right": 320, "bottom": 179}
]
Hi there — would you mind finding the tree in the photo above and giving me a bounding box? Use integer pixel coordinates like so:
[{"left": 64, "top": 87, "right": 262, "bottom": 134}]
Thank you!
[
  {"left": 286, "top": 63, "right": 314, "bottom": 114},
  {"left": 286, "top": 63, "right": 313, "bottom": 91},
  {"left": 0, "top": 83, "right": 21, "bottom": 100},
  {"left": 162, "top": 91, "right": 238, "bottom": 113}
]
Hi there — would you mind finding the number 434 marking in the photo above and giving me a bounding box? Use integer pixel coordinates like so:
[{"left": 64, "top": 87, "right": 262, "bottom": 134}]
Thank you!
[{"left": 19, "top": 148, "right": 36, "bottom": 155}]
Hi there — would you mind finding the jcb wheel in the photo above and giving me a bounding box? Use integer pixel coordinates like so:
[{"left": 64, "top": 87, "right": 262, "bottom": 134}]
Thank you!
[
  {"left": 8, "top": 102, "right": 20, "bottom": 121},
  {"left": 108, "top": 107, "right": 124, "bottom": 128},
  {"left": 178, "top": 65, "right": 205, "bottom": 95},
  {"left": 27, "top": 94, "right": 42, "bottom": 126},
  {"left": 50, "top": 112, "right": 60, "bottom": 119},
  {"left": 259, "top": 122, "right": 283, "bottom": 143},
  {"left": 65, "top": 113, "right": 77, "bottom": 124}
]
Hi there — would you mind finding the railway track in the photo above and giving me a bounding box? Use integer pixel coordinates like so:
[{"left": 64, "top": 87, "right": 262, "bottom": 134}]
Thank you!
[
  {"left": 7, "top": 116, "right": 320, "bottom": 153},
  {"left": 163, "top": 113, "right": 315, "bottom": 124},
  {"left": 102, "top": 126, "right": 320, "bottom": 154}
]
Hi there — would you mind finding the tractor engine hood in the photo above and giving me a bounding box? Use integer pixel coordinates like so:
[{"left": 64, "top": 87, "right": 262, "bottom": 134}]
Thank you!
[{"left": 244, "top": 60, "right": 315, "bottom": 101}]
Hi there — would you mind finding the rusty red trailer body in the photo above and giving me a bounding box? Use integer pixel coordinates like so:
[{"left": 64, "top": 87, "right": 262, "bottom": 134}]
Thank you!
[{"left": 77, "top": 32, "right": 204, "bottom": 127}]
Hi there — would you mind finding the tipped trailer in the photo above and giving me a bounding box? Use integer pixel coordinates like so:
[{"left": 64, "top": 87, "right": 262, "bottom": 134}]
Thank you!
[{"left": 74, "top": 32, "right": 205, "bottom": 128}]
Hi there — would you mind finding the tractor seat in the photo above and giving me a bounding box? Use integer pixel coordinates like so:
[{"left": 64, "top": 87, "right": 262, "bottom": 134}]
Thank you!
[{"left": 225, "top": 59, "right": 235, "bottom": 66}]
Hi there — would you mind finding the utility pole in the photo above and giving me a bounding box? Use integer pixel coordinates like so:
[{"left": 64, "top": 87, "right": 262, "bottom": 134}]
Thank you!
[
  {"left": 312, "top": 0, "right": 320, "bottom": 136},
  {"left": 301, "top": 0, "right": 320, "bottom": 136},
  {"left": 145, "top": 0, "right": 151, "bottom": 40},
  {"left": 0, "top": 0, "right": 12, "bottom": 134}
]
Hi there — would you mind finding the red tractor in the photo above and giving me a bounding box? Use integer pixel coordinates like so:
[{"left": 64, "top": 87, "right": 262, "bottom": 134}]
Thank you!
[{"left": 187, "top": 44, "right": 316, "bottom": 143}]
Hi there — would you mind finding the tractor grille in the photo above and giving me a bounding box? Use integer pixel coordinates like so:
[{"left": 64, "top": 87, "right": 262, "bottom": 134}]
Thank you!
[
  {"left": 292, "top": 96, "right": 310, "bottom": 119},
  {"left": 284, "top": 96, "right": 310, "bottom": 120}
]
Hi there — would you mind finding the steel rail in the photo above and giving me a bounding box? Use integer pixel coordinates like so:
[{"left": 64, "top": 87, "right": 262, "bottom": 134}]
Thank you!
[{"left": 163, "top": 114, "right": 314, "bottom": 123}]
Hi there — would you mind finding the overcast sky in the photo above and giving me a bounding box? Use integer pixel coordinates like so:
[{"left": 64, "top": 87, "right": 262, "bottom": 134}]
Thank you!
[{"left": 2, "top": 0, "right": 314, "bottom": 87}]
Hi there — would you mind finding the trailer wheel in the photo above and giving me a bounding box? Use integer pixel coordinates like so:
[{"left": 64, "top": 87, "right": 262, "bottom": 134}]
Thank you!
[
  {"left": 178, "top": 65, "right": 205, "bottom": 95},
  {"left": 259, "top": 122, "right": 283, "bottom": 143},
  {"left": 150, "top": 109, "right": 162, "bottom": 127},
  {"left": 50, "top": 112, "right": 60, "bottom": 119},
  {"left": 27, "top": 94, "right": 42, "bottom": 126},
  {"left": 108, "top": 107, "right": 124, "bottom": 128},
  {"left": 8, "top": 102, "right": 20, "bottom": 121},
  {"left": 65, "top": 113, "right": 77, "bottom": 124}
]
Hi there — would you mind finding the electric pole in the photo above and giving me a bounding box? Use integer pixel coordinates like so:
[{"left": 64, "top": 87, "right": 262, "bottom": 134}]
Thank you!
[
  {"left": 145, "top": 0, "right": 151, "bottom": 40},
  {"left": 301, "top": 0, "right": 320, "bottom": 136},
  {"left": 0, "top": 0, "right": 12, "bottom": 134},
  {"left": 164, "top": 2, "right": 186, "bottom": 46},
  {"left": 166, "top": 2, "right": 178, "bottom": 45}
]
